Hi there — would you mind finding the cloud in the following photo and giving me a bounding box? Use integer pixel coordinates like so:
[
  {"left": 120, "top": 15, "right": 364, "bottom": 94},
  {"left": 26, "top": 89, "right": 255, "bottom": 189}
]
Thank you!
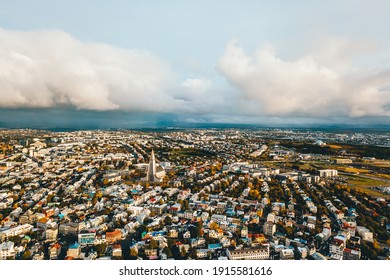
[
  {"left": 2, "top": 27, "right": 390, "bottom": 124},
  {"left": 0, "top": 28, "right": 179, "bottom": 112},
  {"left": 181, "top": 78, "right": 212, "bottom": 95},
  {"left": 218, "top": 40, "right": 390, "bottom": 118}
]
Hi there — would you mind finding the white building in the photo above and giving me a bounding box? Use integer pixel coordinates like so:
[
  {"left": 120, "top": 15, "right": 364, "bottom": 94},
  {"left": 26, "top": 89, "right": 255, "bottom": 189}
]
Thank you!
[
  {"left": 226, "top": 246, "right": 269, "bottom": 260},
  {"left": 318, "top": 169, "right": 338, "bottom": 177},
  {"left": 356, "top": 226, "right": 374, "bottom": 242},
  {"left": 210, "top": 214, "right": 227, "bottom": 223},
  {"left": 330, "top": 239, "right": 344, "bottom": 260},
  {"left": 0, "top": 224, "right": 34, "bottom": 242},
  {"left": 263, "top": 222, "right": 276, "bottom": 236},
  {"left": 0, "top": 241, "right": 15, "bottom": 260}
]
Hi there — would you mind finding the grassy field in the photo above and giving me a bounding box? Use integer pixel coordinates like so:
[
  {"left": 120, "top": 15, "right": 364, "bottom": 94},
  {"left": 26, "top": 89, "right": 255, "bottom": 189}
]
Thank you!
[
  {"left": 367, "top": 161, "right": 390, "bottom": 168},
  {"left": 336, "top": 166, "right": 370, "bottom": 174},
  {"left": 328, "top": 144, "right": 343, "bottom": 149},
  {"left": 345, "top": 175, "right": 385, "bottom": 186},
  {"left": 344, "top": 174, "right": 390, "bottom": 198},
  {"left": 349, "top": 185, "right": 390, "bottom": 198},
  {"left": 376, "top": 173, "right": 390, "bottom": 180}
]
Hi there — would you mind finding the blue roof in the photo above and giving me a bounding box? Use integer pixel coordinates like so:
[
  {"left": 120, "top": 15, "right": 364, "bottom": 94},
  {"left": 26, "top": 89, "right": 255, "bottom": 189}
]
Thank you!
[
  {"left": 69, "top": 242, "right": 80, "bottom": 249},
  {"left": 208, "top": 243, "right": 222, "bottom": 249},
  {"left": 151, "top": 231, "right": 166, "bottom": 236}
]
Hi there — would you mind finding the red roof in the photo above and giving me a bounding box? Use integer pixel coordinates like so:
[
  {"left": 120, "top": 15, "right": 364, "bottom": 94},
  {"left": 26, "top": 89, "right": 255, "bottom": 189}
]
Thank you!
[{"left": 51, "top": 243, "right": 61, "bottom": 249}]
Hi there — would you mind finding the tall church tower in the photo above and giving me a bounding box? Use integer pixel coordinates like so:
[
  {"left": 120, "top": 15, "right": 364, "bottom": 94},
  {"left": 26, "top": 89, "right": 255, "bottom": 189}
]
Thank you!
[{"left": 146, "top": 150, "right": 157, "bottom": 182}]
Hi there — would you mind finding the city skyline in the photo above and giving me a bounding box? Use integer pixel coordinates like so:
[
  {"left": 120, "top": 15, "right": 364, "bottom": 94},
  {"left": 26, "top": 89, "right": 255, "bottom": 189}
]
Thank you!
[
  {"left": 1, "top": 1, "right": 390, "bottom": 128},
  {"left": 0, "top": 128, "right": 389, "bottom": 261}
]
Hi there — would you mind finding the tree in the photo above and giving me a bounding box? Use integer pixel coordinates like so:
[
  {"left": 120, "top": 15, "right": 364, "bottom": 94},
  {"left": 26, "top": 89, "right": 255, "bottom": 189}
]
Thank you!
[
  {"left": 164, "top": 216, "right": 172, "bottom": 226},
  {"left": 136, "top": 225, "right": 147, "bottom": 240},
  {"left": 168, "top": 238, "right": 176, "bottom": 248},
  {"left": 248, "top": 189, "right": 260, "bottom": 200},
  {"left": 162, "top": 246, "right": 172, "bottom": 258},
  {"left": 46, "top": 194, "right": 54, "bottom": 204},
  {"left": 286, "top": 226, "right": 293, "bottom": 237},
  {"left": 129, "top": 247, "right": 138, "bottom": 259},
  {"left": 8, "top": 236, "right": 22, "bottom": 245},
  {"left": 180, "top": 247, "right": 187, "bottom": 258},
  {"left": 196, "top": 222, "right": 203, "bottom": 237},
  {"left": 21, "top": 250, "right": 31, "bottom": 260},
  {"left": 150, "top": 239, "right": 159, "bottom": 249},
  {"left": 181, "top": 200, "right": 189, "bottom": 211},
  {"left": 94, "top": 244, "right": 107, "bottom": 256},
  {"left": 171, "top": 245, "right": 181, "bottom": 259},
  {"left": 210, "top": 221, "right": 219, "bottom": 231}
]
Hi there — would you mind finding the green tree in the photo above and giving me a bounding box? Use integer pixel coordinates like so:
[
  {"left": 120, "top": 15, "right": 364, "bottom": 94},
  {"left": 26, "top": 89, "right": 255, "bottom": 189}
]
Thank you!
[{"left": 94, "top": 244, "right": 107, "bottom": 256}]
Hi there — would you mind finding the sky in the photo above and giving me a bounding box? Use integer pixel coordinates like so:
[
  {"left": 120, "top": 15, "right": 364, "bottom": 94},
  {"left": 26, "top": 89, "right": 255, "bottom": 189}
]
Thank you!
[{"left": 0, "top": 0, "right": 390, "bottom": 128}]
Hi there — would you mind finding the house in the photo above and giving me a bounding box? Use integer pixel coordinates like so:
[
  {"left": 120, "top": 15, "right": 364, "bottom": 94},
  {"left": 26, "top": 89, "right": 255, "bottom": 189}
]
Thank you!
[
  {"left": 78, "top": 231, "right": 96, "bottom": 246},
  {"left": 0, "top": 224, "right": 34, "bottom": 241},
  {"left": 280, "top": 248, "right": 294, "bottom": 260},
  {"left": 49, "top": 243, "right": 61, "bottom": 260},
  {"left": 45, "top": 225, "right": 58, "bottom": 241},
  {"left": 183, "top": 231, "right": 191, "bottom": 239},
  {"left": 106, "top": 229, "right": 122, "bottom": 244},
  {"left": 67, "top": 242, "right": 81, "bottom": 259},
  {"left": 208, "top": 243, "right": 222, "bottom": 251},
  {"left": 112, "top": 244, "right": 122, "bottom": 258},
  {"left": 196, "top": 249, "right": 210, "bottom": 259},
  {"left": 343, "top": 248, "right": 361, "bottom": 260},
  {"left": 210, "top": 214, "right": 227, "bottom": 223},
  {"left": 330, "top": 239, "right": 344, "bottom": 260},
  {"left": 296, "top": 247, "right": 308, "bottom": 259},
  {"left": 356, "top": 226, "right": 374, "bottom": 242},
  {"left": 145, "top": 248, "right": 158, "bottom": 260}
]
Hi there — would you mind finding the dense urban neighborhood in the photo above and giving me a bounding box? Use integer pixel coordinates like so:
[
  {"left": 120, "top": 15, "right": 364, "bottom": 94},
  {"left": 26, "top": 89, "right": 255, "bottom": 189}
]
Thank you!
[{"left": 0, "top": 128, "right": 389, "bottom": 260}]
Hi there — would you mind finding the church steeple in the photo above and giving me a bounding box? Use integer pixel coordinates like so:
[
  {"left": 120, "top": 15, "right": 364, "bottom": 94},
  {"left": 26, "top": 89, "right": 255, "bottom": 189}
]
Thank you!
[{"left": 146, "top": 149, "right": 157, "bottom": 182}]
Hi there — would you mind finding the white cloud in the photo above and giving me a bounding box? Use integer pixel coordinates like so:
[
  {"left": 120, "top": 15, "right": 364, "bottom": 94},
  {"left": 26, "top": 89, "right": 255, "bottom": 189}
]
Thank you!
[
  {"left": 2, "top": 27, "right": 390, "bottom": 123},
  {"left": 181, "top": 78, "right": 212, "bottom": 95},
  {"left": 0, "top": 28, "right": 179, "bottom": 112},
  {"left": 218, "top": 40, "right": 390, "bottom": 118}
]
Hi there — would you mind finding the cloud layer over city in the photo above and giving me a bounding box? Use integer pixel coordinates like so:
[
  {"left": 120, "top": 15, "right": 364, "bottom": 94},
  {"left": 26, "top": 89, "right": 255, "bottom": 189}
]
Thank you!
[
  {"left": 218, "top": 40, "right": 390, "bottom": 118},
  {"left": 0, "top": 28, "right": 177, "bottom": 112},
  {"left": 0, "top": 27, "right": 389, "bottom": 125}
]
